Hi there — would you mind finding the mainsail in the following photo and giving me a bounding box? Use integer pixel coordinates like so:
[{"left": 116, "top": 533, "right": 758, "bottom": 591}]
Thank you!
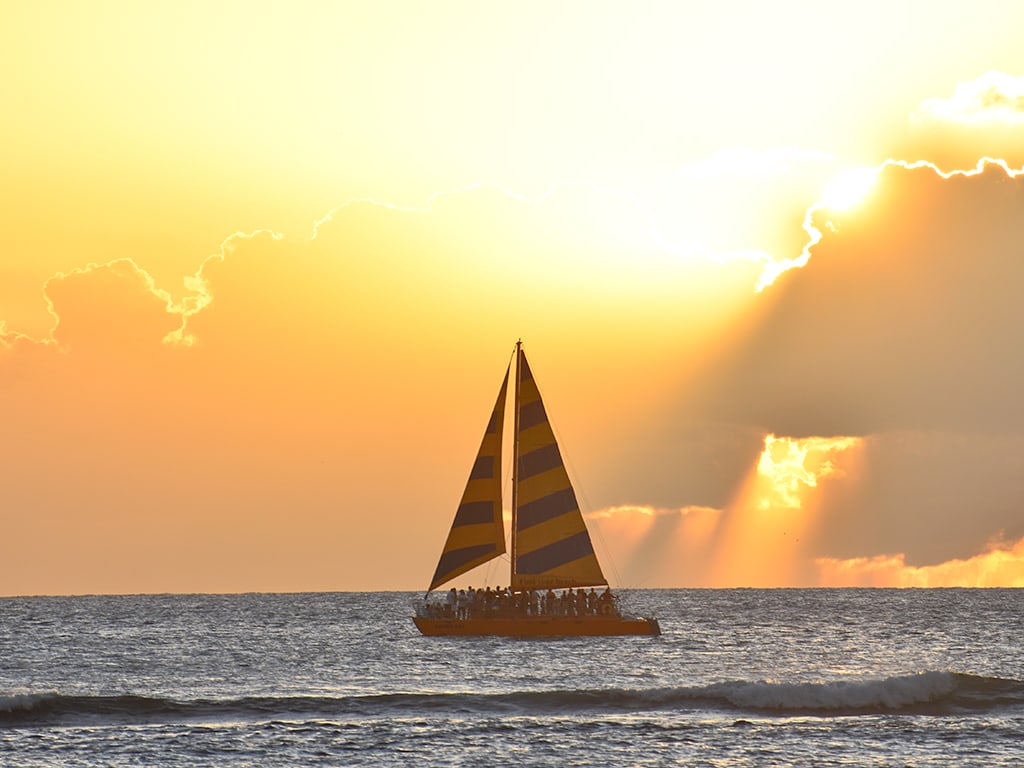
[
  {"left": 511, "top": 347, "right": 607, "bottom": 590},
  {"left": 427, "top": 366, "right": 509, "bottom": 591}
]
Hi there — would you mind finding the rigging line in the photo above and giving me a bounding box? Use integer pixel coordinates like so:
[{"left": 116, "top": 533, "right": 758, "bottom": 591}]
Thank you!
[
  {"left": 588, "top": 505, "right": 625, "bottom": 588},
  {"left": 481, "top": 557, "right": 499, "bottom": 588},
  {"left": 481, "top": 344, "right": 518, "bottom": 591},
  {"left": 572, "top": 475, "right": 625, "bottom": 588}
]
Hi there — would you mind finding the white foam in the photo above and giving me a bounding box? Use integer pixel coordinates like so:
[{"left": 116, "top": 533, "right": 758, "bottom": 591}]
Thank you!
[
  {"left": 0, "top": 691, "right": 56, "bottom": 713},
  {"left": 711, "top": 671, "right": 957, "bottom": 711}
]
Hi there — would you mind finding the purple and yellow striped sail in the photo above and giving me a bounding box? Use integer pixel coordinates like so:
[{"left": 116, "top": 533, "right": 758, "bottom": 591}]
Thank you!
[
  {"left": 428, "top": 367, "right": 509, "bottom": 591},
  {"left": 511, "top": 350, "right": 607, "bottom": 591}
]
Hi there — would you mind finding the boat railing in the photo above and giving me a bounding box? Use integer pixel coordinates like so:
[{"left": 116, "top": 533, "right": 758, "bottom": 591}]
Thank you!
[{"left": 414, "top": 590, "right": 627, "bottom": 620}]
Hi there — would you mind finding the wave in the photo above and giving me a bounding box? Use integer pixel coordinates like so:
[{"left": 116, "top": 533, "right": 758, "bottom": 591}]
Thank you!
[{"left": 3, "top": 672, "right": 1023, "bottom": 727}]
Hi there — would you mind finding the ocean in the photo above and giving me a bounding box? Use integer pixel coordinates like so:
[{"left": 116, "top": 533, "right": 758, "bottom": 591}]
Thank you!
[{"left": 1, "top": 589, "right": 1022, "bottom": 766}]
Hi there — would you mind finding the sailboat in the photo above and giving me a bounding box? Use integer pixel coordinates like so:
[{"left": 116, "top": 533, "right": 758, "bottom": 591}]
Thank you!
[{"left": 413, "top": 341, "right": 660, "bottom": 637}]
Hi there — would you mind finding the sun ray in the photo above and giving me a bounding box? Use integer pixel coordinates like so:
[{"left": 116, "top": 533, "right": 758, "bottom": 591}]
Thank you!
[{"left": 708, "top": 434, "right": 863, "bottom": 586}]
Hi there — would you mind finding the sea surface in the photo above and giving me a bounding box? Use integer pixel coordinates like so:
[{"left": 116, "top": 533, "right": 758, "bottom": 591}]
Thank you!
[{"left": 1, "top": 589, "right": 1022, "bottom": 767}]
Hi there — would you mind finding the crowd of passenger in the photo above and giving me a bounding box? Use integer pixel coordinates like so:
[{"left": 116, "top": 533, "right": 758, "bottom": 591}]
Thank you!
[{"left": 422, "top": 585, "right": 620, "bottom": 620}]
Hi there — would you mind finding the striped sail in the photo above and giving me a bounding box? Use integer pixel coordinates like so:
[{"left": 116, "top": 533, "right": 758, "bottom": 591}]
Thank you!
[
  {"left": 511, "top": 349, "right": 607, "bottom": 590},
  {"left": 427, "top": 366, "right": 509, "bottom": 591}
]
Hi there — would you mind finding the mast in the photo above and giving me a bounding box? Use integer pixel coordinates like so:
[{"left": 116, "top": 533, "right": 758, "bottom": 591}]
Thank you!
[{"left": 510, "top": 339, "right": 522, "bottom": 587}]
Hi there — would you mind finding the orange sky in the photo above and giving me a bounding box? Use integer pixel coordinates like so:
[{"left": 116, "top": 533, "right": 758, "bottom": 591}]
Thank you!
[{"left": 3, "top": 2, "right": 1024, "bottom": 594}]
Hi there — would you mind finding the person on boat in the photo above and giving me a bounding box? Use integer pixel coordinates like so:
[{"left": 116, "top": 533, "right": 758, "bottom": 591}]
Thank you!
[
  {"left": 562, "top": 589, "right": 575, "bottom": 616},
  {"left": 515, "top": 590, "right": 525, "bottom": 617},
  {"left": 587, "top": 588, "right": 598, "bottom": 614},
  {"left": 544, "top": 588, "right": 556, "bottom": 616}
]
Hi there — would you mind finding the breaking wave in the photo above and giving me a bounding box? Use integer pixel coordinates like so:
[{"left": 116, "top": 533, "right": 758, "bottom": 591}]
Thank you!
[{"left": 3, "top": 672, "right": 1023, "bottom": 727}]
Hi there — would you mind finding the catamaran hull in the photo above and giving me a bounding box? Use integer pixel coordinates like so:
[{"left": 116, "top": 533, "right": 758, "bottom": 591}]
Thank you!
[{"left": 413, "top": 615, "right": 660, "bottom": 637}]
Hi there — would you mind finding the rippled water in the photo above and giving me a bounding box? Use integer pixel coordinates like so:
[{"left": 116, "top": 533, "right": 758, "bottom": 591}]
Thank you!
[{"left": 2, "top": 589, "right": 1022, "bottom": 766}]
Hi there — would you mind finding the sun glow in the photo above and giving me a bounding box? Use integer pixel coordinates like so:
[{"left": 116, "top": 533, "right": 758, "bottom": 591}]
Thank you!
[
  {"left": 707, "top": 434, "right": 864, "bottom": 586},
  {"left": 821, "top": 167, "right": 879, "bottom": 211},
  {"left": 756, "top": 434, "right": 863, "bottom": 510}
]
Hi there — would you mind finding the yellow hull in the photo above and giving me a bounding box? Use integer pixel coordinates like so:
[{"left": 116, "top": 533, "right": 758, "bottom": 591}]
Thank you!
[{"left": 413, "top": 614, "right": 660, "bottom": 637}]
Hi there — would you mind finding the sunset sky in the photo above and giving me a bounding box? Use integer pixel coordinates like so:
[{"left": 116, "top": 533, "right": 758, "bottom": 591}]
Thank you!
[{"left": 3, "top": 1, "right": 1024, "bottom": 595}]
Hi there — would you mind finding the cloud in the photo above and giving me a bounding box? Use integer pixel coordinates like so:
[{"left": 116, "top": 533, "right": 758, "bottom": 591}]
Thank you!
[
  {"left": 812, "top": 431, "right": 1024, "bottom": 568},
  {"left": 816, "top": 534, "right": 1024, "bottom": 587},
  {"left": 904, "top": 72, "right": 1024, "bottom": 170},
  {"left": 693, "top": 158, "right": 1024, "bottom": 436},
  {"left": 43, "top": 259, "right": 185, "bottom": 353},
  {"left": 913, "top": 71, "right": 1024, "bottom": 124},
  {"left": 673, "top": 159, "right": 1024, "bottom": 574}
]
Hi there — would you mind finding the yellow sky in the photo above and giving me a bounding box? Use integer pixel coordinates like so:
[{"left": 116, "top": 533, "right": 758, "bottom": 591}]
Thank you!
[{"left": 3, "top": 2, "right": 1024, "bottom": 594}]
